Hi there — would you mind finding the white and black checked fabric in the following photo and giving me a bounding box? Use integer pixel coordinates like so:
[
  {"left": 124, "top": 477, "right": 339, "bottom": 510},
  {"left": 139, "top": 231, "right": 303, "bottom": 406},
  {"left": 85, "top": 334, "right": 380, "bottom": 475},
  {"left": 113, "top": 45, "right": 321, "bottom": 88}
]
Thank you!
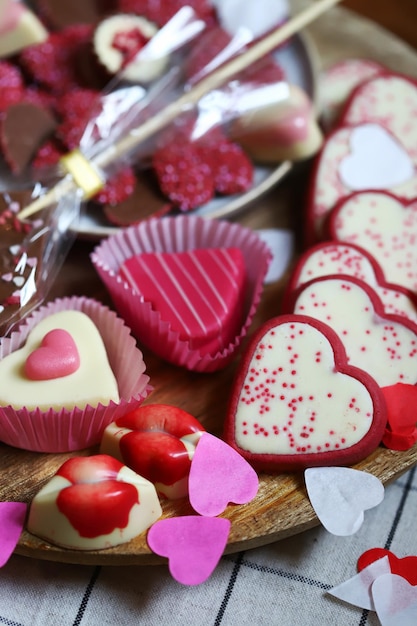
[{"left": 0, "top": 466, "right": 415, "bottom": 625}]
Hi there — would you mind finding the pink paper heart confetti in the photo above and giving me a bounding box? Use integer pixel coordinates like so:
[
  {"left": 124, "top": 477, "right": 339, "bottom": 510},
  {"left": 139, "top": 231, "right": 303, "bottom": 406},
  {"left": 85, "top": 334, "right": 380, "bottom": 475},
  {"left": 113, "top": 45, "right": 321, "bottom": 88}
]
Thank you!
[
  {"left": 305, "top": 467, "right": 384, "bottom": 535},
  {"left": 188, "top": 432, "right": 259, "bottom": 517},
  {"left": 147, "top": 515, "right": 231, "bottom": 585},
  {"left": 0, "top": 502, "right": 27, "bottom": 566},
  {"left": 372, "top": 573, "right": 417, "bottom": 626}
]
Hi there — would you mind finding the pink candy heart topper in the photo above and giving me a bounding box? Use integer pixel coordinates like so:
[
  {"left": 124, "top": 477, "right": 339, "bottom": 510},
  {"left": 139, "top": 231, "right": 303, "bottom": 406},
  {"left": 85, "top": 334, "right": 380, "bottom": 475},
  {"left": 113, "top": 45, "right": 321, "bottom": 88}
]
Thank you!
[
  {"left": 0, "top": 502, "right": 27, "bottom": 567},
  {"left": 188, "top": 432, "right": 259, "bottom": 517},
  {"left": 24, "top": 328, "right": 80, "bottom": 380},
  {"left": 147, "top": 516, "right": 231, "bottom": 585}
]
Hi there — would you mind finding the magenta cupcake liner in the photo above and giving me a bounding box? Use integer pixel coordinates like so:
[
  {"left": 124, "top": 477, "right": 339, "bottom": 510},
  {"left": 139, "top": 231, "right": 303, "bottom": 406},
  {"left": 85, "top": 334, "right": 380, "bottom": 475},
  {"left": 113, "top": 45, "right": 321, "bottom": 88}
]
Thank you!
[
  {"left": 0, "top": 296, "right": 151, "bottom": 452},
  {"left": 91, "top": 215, "right": 271, "bottom": 372}
]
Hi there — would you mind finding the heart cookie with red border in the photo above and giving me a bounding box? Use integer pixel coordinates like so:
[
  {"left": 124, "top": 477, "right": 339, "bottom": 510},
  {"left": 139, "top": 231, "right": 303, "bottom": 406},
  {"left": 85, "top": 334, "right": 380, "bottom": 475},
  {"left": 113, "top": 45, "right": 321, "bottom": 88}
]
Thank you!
[{"left": 224, "top": 314, "right": 386, "bottom": 471}]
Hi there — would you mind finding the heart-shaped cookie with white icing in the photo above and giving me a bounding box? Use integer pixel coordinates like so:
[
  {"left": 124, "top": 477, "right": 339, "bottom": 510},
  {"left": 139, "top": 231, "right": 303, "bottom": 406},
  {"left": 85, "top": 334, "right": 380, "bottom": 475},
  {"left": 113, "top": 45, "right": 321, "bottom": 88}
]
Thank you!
[
  {"left": 329, "top": 191, "right": 417, "bottom": 294},
  {"left": 288, "top": 274, "right": 417, "bottom": 388},
  {"left": 306, "top": 72, "right": 417, "bottom": 243},
  {"left": 224, "top": 314, "right": 386, "bottom": 471}
]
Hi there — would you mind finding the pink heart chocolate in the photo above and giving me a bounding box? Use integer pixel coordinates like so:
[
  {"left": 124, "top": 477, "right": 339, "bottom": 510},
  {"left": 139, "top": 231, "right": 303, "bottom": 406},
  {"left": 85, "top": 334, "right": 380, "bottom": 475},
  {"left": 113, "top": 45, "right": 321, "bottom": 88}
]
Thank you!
[
  {"left": 289, "top": 274, "right": 417, "bottom": 388},
  {"left": 119, "top": 247, "right": 246, "bottom": 356},
  {"left": 24, "top": 328, "right": 80, "bottom": 380},
  {"left": 147, "top": 516, "right": 231, "bottom": 585},
  {"left": 224, "top": 314, "right": 386, "bottom": 471},
  {"left": 329, "top": 191, "right": 417, "bottom": 294}
]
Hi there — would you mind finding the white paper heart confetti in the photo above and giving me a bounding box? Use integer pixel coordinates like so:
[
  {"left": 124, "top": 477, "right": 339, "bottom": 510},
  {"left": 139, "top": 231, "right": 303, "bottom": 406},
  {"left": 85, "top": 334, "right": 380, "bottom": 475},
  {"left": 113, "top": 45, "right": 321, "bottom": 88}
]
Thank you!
[
  {"left": 305, "top": 467, "right": 384, "bottom": 535},
  {"left": 372, "top": 573, "right": 417, "bottom": 626},
  {"left": 328, "top": 556, "right": 391, "bottom": 610}
]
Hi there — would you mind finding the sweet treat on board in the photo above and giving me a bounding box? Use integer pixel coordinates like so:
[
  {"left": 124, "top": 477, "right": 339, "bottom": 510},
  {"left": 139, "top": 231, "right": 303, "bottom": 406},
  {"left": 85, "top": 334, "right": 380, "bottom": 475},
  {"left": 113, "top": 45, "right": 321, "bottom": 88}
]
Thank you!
[
  {"left": 119, "top": 247, "right": 247, "bottom": 355},
  {"left": 287, "top": 274, "right": 417, "bottom": 388},
  {"left": 229, "top": 83, "right": 322, "bottom": 163},
  {"left": 0, "top": 309, "right": 119, "bottom": 410},
  {"left": 92, "top": 13, "right": 169, "bottom": 83},
  {"left": 329, "top": 191, "right": 417, "bottom": 295},
  {"left": 0, "top": 0, "right": 48, "bottom": 58},
  {"left": 27, "top": 454, "right": 162, "bottom": 550},
  {"left": 101, "top": 404, "right": 206, "bottom": 499},
  {"left": 282, "top": 241, "right": 417, "bottom": 323},
  {"left": 224, "top": 314, "right": 387, "bottom": 471},
  {"left": 0, "top": 296, "right": 151, "bottom": 452},
  {"left": 319, "top": 58, "right": 385, "bottom": 131},
  {"left": 306, "top": 72, "right": 417, "bottom": 243},
  {"left": 91, "top": 215, "right": 271, "bottom": 372}
]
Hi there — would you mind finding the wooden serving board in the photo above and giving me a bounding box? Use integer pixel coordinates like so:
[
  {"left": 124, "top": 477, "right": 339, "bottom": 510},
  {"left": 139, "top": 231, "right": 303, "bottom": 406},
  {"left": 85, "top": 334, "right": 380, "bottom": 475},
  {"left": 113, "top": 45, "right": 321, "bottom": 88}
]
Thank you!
[{"left": 2, "top": 2, "right": 417, "bottom": 566}]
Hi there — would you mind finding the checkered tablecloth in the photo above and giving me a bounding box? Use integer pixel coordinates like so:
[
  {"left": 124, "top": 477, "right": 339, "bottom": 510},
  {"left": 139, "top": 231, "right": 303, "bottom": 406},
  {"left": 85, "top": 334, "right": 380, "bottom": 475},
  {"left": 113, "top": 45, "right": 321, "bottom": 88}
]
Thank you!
[{"left": 1, "top": 466, "right": 415, "bottom": 626}]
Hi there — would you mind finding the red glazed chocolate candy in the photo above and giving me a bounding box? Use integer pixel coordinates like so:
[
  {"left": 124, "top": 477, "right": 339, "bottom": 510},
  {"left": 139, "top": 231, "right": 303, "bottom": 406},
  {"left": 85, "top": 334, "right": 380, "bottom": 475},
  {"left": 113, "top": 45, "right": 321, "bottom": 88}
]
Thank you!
[
  {"left": 27, "top": 454, "right": 162, "bottom": 550},
  {"left": 101, "top": 404, "right": 206, "bottom": 499},
  {"left": 224, "top": 314, "right": 386, "bottom": 472}
]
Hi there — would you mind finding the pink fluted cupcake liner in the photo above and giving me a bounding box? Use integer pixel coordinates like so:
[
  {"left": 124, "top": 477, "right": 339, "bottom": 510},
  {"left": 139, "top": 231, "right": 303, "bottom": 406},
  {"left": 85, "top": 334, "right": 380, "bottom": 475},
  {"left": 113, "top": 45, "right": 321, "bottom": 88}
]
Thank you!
[
  {"left": 0, "top": 296, "right": 151, "bottom": 452},
  {"left": 91, "top": 215, "right": 271, "bottom": 372}
]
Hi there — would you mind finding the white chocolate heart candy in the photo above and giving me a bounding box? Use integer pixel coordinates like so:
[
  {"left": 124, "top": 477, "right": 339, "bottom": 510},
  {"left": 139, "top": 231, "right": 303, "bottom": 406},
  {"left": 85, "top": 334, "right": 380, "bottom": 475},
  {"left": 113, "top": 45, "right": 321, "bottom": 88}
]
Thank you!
[
  {"left": 27, "top": 455, "right": 162, "bottom": 550},
  {"left": 224, "top": 314, "right": 386, "bottom": 471},
  {"left": 0, "top": 310, "right": 119, "bottom": 410}
]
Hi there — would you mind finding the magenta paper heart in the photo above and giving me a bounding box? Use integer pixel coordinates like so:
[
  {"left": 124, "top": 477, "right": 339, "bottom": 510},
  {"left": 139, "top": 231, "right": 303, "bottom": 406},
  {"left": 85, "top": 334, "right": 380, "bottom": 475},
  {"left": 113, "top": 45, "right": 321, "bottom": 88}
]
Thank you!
[
  {"left": 372, "top": 573, "right": 417, "bottom": 626},
  {"left": 188, "top": 433, "right": 259, "bottom": 517},
  {"left": 0, "top": 502, "right": 27, "bottom": 566},
  {"left": 25, "top": 328, "right": 80, "bottom": 380},
  {"left": 147, "top": 516, "right": 231, "bottom": 585}
]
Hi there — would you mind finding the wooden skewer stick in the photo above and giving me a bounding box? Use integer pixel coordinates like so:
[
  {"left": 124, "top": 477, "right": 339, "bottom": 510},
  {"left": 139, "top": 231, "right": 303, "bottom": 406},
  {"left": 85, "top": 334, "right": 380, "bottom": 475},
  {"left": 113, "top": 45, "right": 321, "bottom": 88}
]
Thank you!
[{"left": 18, "top": 0, "right": 343, "bottom": 221}]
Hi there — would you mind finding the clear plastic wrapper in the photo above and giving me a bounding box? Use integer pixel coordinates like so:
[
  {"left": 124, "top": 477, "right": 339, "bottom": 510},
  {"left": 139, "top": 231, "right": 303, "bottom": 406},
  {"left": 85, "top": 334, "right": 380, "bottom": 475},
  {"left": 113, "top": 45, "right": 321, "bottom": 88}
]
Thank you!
[{"left": 0, "top": 2, "right": 322, "bottom": 336}]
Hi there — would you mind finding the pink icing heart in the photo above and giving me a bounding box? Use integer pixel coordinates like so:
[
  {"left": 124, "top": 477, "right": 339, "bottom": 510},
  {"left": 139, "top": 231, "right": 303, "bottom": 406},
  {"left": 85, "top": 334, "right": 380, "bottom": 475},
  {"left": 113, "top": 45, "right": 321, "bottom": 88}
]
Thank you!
[
  {"left": 24, "top": 328, "right": 80, "bottom": 380},
  {"left": 0, "top": 502, "right": 27, "bottom": 567},
  {"left": 147, "top": 516, "right": 231, "bottom": 585},
  {"left": 188, "top": 432, "right": 259, "bottom": 517}
]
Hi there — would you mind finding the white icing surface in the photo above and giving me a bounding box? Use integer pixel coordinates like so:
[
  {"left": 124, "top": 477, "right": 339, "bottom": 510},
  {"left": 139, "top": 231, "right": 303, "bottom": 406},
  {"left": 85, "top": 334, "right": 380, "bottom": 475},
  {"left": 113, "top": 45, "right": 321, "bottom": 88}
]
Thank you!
[
  {"left": 27, "top": 465, "right": 162, "bottom": 550},
  {"left": 339, "top": 124, "right": 415, "bottom": 190},
  {"left": 295, "top": 243, "right": 417, "bottom": 323},
  {"left": 0, "top": 310, "right": 119, "bottom": 410},
  {"left": 293, "top": 278, "right": 417, "bottom": 387},
  {"left": 234, "top": 321, "right": 374, "bottom": 455},
  {"left": 333, "top": 192, "right": 417, "bottom": 294}
]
